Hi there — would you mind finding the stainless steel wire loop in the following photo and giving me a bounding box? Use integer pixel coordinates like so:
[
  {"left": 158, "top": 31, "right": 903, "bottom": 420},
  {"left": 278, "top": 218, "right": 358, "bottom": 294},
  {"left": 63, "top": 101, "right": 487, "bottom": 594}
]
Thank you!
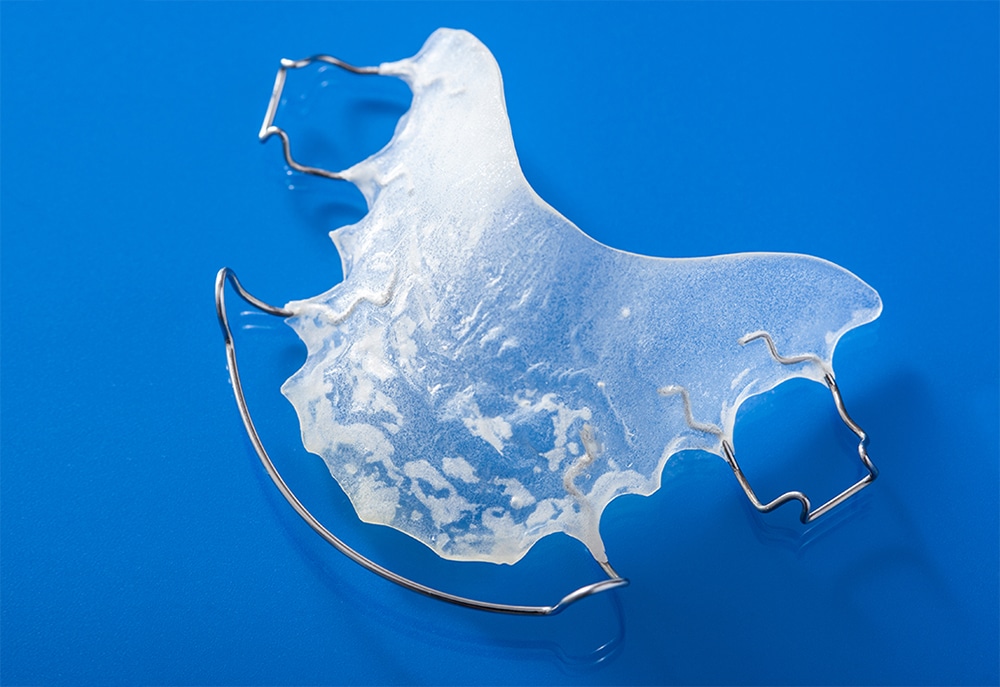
[
  {"left": 215, "top": 267, "right": 629, "bottom": 615},
  {"left": 259, "top": 55, "right": 380, "bottom": 180},
  {"left": 723, "top": 332, "right": 878, "bottom": 523}
]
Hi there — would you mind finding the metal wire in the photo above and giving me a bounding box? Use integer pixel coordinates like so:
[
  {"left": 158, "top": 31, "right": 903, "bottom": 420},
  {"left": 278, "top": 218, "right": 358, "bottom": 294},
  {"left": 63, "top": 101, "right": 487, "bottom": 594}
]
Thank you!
[
  {"left": 725, "top": 331, "right": 879, "bottom": 523},
  {"left": 259, "top": 55, "right": 380, "bottom": 180},
  {"left": 216, "top": 267, "right": 628, "bottom": 615}
]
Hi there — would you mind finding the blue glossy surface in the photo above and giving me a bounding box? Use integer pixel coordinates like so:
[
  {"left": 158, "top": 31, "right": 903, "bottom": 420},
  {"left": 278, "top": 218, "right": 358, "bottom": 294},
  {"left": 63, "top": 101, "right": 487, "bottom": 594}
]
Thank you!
[{"left": 2, "top": 3, "right": 997, "bottom": 685}]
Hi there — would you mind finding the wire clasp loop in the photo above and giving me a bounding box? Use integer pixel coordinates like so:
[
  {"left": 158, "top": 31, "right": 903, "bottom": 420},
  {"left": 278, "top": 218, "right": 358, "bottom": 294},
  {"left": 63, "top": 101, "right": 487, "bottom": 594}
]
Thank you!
[
  {"left": 259, "top": 55, "right": 380, "bottom": 180},
  {"left": 723, "top": 331, "right": 879, "bottom": 523}
]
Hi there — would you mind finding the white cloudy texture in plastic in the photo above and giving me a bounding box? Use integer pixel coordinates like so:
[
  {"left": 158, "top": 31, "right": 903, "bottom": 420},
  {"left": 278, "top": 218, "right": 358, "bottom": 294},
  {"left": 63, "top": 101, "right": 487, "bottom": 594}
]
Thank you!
[{"left": 281, "top": 29, "right": 882, "bottom": 565}]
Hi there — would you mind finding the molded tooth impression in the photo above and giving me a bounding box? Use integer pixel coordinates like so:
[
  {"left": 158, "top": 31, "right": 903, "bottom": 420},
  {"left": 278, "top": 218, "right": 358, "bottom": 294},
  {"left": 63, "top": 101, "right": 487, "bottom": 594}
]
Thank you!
[{"left": 280, "top": 29, "right": 882, "bottom": 566}]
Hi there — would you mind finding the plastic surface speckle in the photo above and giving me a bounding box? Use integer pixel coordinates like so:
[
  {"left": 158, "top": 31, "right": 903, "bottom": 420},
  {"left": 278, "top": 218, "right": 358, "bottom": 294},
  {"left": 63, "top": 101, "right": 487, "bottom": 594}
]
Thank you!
[{"left": 281, "top": 29, "right": 882, "bottom": 565}]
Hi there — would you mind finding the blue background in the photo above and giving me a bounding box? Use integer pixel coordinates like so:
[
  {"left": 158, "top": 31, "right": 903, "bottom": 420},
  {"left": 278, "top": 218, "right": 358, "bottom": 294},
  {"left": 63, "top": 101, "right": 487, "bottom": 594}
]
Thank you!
[{"left": 2, "top": 2, "right": 997, "bottom": 685}]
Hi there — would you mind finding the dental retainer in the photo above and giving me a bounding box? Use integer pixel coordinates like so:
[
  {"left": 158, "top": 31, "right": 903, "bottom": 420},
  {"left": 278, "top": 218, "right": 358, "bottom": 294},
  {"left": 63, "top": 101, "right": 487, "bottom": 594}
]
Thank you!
[{"left": 216, "top": 29, "right": 880, "bottom": 615}]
